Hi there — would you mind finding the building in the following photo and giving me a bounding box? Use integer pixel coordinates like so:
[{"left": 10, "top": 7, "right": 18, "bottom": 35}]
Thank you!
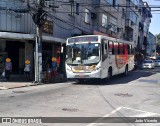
[
  {"left": 147, "top": 32, "right": 156, "bottom": 57},
  {"left": 0, "top": 0, "right": 65, "bottom": 78}
]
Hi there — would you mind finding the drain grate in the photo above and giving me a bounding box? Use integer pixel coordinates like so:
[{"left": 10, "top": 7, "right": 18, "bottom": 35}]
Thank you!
[
  {"left": 114, "top": 93, "right": 133, "bottom": 97},
  {"left": 12, "top": 91, "right": 27, "bottom": 93},
  {"left": 62, "top": 108, "right": 79, "bottom": 112}
]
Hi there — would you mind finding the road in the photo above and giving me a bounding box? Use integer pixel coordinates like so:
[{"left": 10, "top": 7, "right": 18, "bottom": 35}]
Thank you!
[{"left": 0, "top": 68, "right": 160, "bottom": 126}]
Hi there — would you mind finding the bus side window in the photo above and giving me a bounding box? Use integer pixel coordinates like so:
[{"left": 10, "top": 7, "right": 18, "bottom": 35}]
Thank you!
[
  {"left": 108, "top": 41, "right": 113, "bottom": 55},
  {"left": 128, "top": 45, "right": 131, "bottom": 54},
  {"left": 131, "top": 45, "right": 135, "bottom": 54},
  {"left": 102, "top": 43, "right": 104, "bottom": 56},
  {"left": 124, "top": 44, "right": 128, "bottom": 54},
  {"left": 114, "top": 42, "right": 118, "bottom": 55},
  {"left": 118, "top": 43, "right": 124, "bottom": 54}
]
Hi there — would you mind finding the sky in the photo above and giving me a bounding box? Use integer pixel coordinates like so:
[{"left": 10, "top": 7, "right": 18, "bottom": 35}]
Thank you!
[{"left": 144, "top": 0, "right": 160, "bottom": 35}]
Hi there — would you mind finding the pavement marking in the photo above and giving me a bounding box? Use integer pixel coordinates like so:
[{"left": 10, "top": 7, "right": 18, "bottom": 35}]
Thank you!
[
  {"left": 122, "top": 107, "right": 160, "bottom": 116},
  {"left": 87, "top": 107, "right": 123, "bottom": 126},
  {"left": 87, "top": 107, "right": 160, "bottom": 126}
]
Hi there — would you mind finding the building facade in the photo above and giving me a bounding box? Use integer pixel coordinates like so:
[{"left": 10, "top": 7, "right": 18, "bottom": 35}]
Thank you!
[{"left": 147, "top": 32, "right": 156, "bottom": 57}]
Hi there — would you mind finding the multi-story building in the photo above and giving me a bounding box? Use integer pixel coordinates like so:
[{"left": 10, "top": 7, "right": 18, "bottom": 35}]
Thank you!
[
  {"left": 125, "top": 0, "right": 139, "bottom": 45},
  {"left": 93, "top": 0, "right": 126, "bottom": 39},
  {"left": 141, "top": 1, "right": 152, "bottom": 55},
  {"left": 147, "top": 32, "right": 156, "bottom": 57},
  {"left": 0, "top": 0, "right": 65, "bottom": 76}
]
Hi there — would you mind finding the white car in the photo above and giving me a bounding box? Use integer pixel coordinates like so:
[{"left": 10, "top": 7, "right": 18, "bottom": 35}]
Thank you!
[
  {"left": 142, "top": 60, "right": 155, "bottom": 69},
  {"left": 155, "top": 57, "right": 160, "bottom": 67}
]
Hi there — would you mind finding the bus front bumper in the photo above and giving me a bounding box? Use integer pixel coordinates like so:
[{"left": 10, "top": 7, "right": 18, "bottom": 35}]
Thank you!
[{"left": 66, "top": 70, "right": 101, "bottom": 79}]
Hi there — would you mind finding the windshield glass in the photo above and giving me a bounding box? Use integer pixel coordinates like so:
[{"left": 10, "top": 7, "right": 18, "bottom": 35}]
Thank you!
[
  {"left": 156, "top": 56, "right": 160, "bottom": 60},
  {"left": 66, "top": 43, "right": 100, "bottom": 65}
]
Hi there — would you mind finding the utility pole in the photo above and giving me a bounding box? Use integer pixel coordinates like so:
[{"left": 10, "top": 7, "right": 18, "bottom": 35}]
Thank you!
[{"left": 34, "top": 0, "right": 45, "bottom": 83}]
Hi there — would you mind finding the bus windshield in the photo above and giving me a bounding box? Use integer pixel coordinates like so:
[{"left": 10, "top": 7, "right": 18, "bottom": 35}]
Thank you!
[{"left": 66, "top": 43, "right": 100, "bottom": 65}]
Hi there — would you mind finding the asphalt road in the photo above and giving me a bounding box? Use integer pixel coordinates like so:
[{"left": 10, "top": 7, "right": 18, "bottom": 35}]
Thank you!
[{"left": 0, "top": 68, "right": 160, "bottom": 126}]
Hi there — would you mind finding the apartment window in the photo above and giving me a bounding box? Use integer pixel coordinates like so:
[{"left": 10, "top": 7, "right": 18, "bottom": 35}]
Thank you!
[
  {"left": 113, "top": 0, "right": 119, "bottom": 9},
  {"left": 122, "top": 8, "right": 125, "bottom": 18},
  {"left": 130, "top": 12, "right": 138, "bottom": 24},
  {"left": 106, "top": 0, "right": 118, "bottom": 9},
  {"left": 102, "top": 14, "right": 107, "bottom": 28},
  {"left": 85, "top": 9, "right": 90, "bottom": 23},
  {"left": 45, "top": 0, "right": 54, "bottom": 6},
  {"left": 76, "top": 3, "right": 79, "bottom": 15},
  {"left": 69, "top": 1, "right": 74, "bottom": 16},
  {"left": 131, "top": 0, "right": 138, "bottom": 5},
  {"left": 106, "top": 0, "right": 113, "bottom": 4}
]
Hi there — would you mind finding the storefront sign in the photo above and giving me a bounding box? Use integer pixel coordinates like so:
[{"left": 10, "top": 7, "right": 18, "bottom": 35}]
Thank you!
[{"left": 43, "top": 20, "right": 53, "bottom": 34}]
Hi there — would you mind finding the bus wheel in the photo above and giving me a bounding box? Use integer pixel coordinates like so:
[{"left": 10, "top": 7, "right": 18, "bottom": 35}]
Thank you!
[
  {"left": 124, "top": 66, "right": 128, "bottom": 76},
  {"left": 108, "top": 69, "right": 112, "bottom": 80}
]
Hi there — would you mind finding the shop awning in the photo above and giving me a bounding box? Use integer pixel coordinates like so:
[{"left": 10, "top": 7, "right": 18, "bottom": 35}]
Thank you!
[{"left": 0, "top": 32, "right": 66, "bottom": 43}]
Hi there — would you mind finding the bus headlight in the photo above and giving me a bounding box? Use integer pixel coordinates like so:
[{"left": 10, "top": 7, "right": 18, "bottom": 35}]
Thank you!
[
  {"left": 93, "top": 66, "right": 101, "bottom": 71},
  {"left": 66, "top": 66, "right": 72, "bottom": 72}
]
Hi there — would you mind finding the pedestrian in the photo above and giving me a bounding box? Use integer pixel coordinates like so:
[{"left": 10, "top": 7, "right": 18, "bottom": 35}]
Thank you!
[
  {"left": 5, "top": 58, "right": 12, "bottom": 80},
  {"left": 51, "top": 57, "right": 57, "bottom": 82},
  {"left": 24, "top": 59, "right": 31, "bottom": 80}
]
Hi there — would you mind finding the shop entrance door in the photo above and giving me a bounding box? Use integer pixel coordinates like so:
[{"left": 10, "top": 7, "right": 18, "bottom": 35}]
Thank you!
[{"left": 6, "top": 41, "right": 25, "bottom": 74}]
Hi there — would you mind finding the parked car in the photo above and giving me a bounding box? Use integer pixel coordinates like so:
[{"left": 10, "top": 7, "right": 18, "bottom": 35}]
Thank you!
[
  {"left": 142, "top": 60, "right": 155, "bottom": 69},
  {"left": 155, "top": 57, "right": 160, "bottom": 67}
]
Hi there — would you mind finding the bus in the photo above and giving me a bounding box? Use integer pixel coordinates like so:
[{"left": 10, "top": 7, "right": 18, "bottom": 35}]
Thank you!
[{"left": 65, "top": 35, "right": 135, "bottom": 83}]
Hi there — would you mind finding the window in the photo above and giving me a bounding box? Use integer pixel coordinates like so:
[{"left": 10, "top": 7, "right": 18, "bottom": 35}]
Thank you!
[
  {"left": 106, "top": 0, "right": 118, "bottom": 9},
  {"left": 118, "top": 43, "right": 124, "bottom": 54},
  {"left": 102, "top": 14, "right": 107, "bottom": 28},
  {"left": 108, "top": 41, "right": 114, "bottom": 54},
  {"left": 106, "top": 0, "right": 113, "bottom": 4},
  {"left": 109, "top": 16, "right": 117, "bottom": 33},
  {"left": 122, "top": 8, "right": 125, "bottom": 18},
  {"left": 113, "top": 0, "right": 119, "bottom": 9},
  {"left": 69, "top": 1, "right": 74, "bottom": 16},
  {"left": 85, "top": 9, "right": 90, "bottom": 23},
  {"left": 128, "top": 45, "right": 131, "bottom": 54},
  {"left": 124, "top": 44, "right": 128, "bottom": 54},
  {"left": 76, "top": 3, "right": 79, "bottom": 15},
  {"left": 130, "top": 12, "right": 138, "bottom": 24},
  {"left": 114, "top": 42, "right": 118, "bottom": 54},
  {"left": 130, "top": 0, "right": 138, "bottom": 5}
]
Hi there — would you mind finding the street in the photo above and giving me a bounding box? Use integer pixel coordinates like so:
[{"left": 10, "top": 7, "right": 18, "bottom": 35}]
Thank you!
[{"left": 0, "top": 68, "right": 160, "bottom": 126}]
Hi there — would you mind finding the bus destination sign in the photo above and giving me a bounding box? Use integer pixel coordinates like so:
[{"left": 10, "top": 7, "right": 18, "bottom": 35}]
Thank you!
[{"left": 68, "top": 36, "right": 98, "bottom": 43}]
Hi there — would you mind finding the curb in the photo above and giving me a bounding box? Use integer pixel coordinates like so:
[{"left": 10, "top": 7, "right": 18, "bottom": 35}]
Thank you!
[{"left": 0, "top": 86, "right": 8, "bottom": 90}]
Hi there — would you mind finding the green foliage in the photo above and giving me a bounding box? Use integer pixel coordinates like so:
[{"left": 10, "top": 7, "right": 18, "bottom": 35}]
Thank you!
[{"left": 156, "top": 33, "right": 160, "bottom": 46}]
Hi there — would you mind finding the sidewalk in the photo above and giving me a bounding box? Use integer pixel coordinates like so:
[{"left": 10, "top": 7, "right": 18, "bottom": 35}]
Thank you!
[
  {"left": 0, "top": 74, "right": 66, "bottom": 90},
  {"left": 0, "top": 81, "right": 33, "bottom": 90}
]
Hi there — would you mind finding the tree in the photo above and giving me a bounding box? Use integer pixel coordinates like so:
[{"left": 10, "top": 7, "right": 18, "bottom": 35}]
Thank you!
[{"left": 156, "top": 34, "right": 160, "bottom": 54}]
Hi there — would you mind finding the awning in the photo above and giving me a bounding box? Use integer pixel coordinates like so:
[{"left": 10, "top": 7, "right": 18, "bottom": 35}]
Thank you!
[{"left": 0, "top": 32, "right": 66, "bottom": 43}]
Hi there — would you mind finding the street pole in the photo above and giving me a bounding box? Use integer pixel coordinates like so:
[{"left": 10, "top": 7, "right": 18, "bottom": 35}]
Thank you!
[{"left": 34, "top": 0, "right": 43, "bottom": 83}]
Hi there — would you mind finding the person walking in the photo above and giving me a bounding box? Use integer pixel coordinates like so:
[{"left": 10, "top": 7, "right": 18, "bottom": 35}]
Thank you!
[
  {"left": 5, "top": 58, "right": 12, "bottom": 80},
  {"left": 24, "top": 59, "right": 31, "bottom": 80}
]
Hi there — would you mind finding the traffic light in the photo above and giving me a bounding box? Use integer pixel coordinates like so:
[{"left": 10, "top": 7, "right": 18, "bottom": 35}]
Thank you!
[{"left": 32, "top": 8, "right": 46, "bottom": 27}]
